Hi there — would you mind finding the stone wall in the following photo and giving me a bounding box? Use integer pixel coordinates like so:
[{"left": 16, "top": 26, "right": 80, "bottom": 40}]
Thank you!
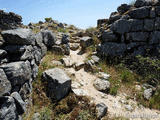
[
  {"left": 0, "top": 28, "right": 56, "bottom": 119},
  {"left": 97, "top": 0, "right": 160, "bottom": 57},
  {"left": 0, "top": 10, "right": 22, "bottom": 30}
]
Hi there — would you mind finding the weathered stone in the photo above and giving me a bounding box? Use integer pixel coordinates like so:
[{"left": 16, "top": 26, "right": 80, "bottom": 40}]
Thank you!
[
  {"left": 97, "top": 19, "right": 108, "bottom": 27},
  {"left": 75, "top": 62, "right": 85, "bottom": 71},
  {"left": 128, "top": 6, "right": 150, "bottom": 19},
  {"left": 111, "top": 19, "right": 131, "bottom": 34},
  {"left": 62, "top": 44, "right": 70, "bottom": 55},
  {"left": 84, "top": 60, "right": 96, "bottom": 72},
  {"left": 1, "top": 28, "right": 35, "bottom": 45},
  {"left": 93, "top": 78, "right": 110, "bottom": 93},
  {"left": 96, "top": 103, "right": 107, "bottom": 119},
  {"left": 31, "top": 59, "right": 38, "bottom": 79},
  {"left": 150, "top": 31, "right": 160, "bottom": 44},
  {"left": 19, "top": 82, "right": 32, "bottom": 101},
  {"left": 0, "top": 10, "right": 22, "bottom": 30},
  {"left": 109, "top": 12, "right": 122, "bottom": 23},
  {"left": 42, "top": 68, "right": 71, "bottom": 101},
  {"left": 97, "top": 43, "right": 127, "bottom": 56},
  {"left": 41, "top": 30, "right": 56, "bottom": 47},
  {"left": 155, "top": 17, "right": 160, "bottom": 30},
  {"left": 126, "top": 32, "right": 149, "bottom": 42},
  {"left": 144, "top": 19, "right": 154, "bottom": 31},
  {"left": 70, "top": 43, "right": 79, "bottom": 51},
  {"left": 35, "top": 32, "right": 47, "bottom": 57},
  {"left": 0, "top": 61, "right": 31, "bottom": 87},
  {"left": 98, "top": 72, "right": 110, "bottom": 80},
  {"left": 0, "top": 96, "right": 18, "bottom": 120},
  {"left": 91, "top": 55, "right": 100, "bottom": 64},
  {"left": 0, "top": 69, "right": 11, "bottom": 96},
  {"left": 33, "top": 46, "right": 42, "bottom": 64},
  {"left": 129, "top": 19, "right": 143, "bottom": 31},
  {"left": 61, "top": 57, "right": 74, "bottom": 67},
  {"left": 0, "top": 49, "right": 7, "bottom": 58},
  {"left": 117, "top": 4, "right": 131, "bottom": 14},
  {"left": 80, "top": 37, "right": 93, "bottom": 49},
  {"left": 62, "top": 34, "right": 69, "bottom": 44},
  {"left": 51, "top": 45, "right": 64, "bottom": 55},
  {"left": 144, "top": 88, "right": 153, "bottom": 100},
  {"left": 102, "top": 30, "right": 118, "bottom": 42},
  {"left": 134, "top": 0, "right": 151, "bottom": 7},
  {"left": 11, "top": 92, "right": 26, "bottom": 114}
]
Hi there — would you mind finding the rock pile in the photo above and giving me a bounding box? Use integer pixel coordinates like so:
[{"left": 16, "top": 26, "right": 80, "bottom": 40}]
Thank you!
[
  {"left": 0, "top": 28, "right": 56, "bottom": 119},
  {"left": 97, "top": 0, "right": 160, "bottom": 57},
  {"left": 0, "top": 10, "right": 22, "bottom": 30}
]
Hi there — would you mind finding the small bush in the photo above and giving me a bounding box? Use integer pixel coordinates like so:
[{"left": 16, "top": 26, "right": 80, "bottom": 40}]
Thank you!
[{"left": 45, "top": 17, "right": 52, "bottom": 22}]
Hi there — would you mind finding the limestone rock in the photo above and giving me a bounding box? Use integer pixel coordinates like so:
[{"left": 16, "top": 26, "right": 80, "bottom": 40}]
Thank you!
[
  {"left": 93, "top": 78, "right": 110, "bottom": 93},
  {"left": 0, "top": 61, "right": 31, "bottom": 87},
  {"left": 144, "top": 88, "right": 153, "bottom": 100},
  {"left": 41, "top": 30, "right": 56, "bottom": 47},
  {"left": 102, "top": 30, "right": 118, "bottom": 42},
  {"left": 111, "top": 19, "right": 131, "bottom": 34},
  {"left": 96, "top": 103, "right": 107, "bottom": 119},
  {"left": 11, "top": 92, "right": 26, "bottom": 114},
  {"left": 1, "top": 28, "right": 35, "bottom": 45},
  {"left": 0, "top": 96, "right": 18, "bottom": 120},
  {"left": 0, "top": 69, "right": 11, "bottom": 96},
  {"left": 70, "top": 43, "right": 79, "bottom": 51},
  {"left": 128, "top": 6, "right": 150, "bottom": 19},
  {"left": 80, "top": 37, "right": 93, "bottom": 49},
  {"left": 42, "top": 68, "right": 71, "bottom": 101}
]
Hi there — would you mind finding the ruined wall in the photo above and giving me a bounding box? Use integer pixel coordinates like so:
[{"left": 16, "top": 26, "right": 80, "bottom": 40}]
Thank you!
[
  {"left": 0, "top": 27, "right": 56, "bottom": 119},
  {"left": 0, "top": 10, "right": 22, "bottom": 30},
  {"left": 97, "top": 0, "right": 160, "bottom": 57}
]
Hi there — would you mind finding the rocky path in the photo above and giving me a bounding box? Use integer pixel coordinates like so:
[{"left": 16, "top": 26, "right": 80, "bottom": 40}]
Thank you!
[{"left": 52, "top": 35, "right": 160, "bottom": 120}]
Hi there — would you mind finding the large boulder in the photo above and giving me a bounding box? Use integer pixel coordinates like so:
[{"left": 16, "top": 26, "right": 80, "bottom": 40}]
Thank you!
[
  {"left": 80, "top": 37, "right": 93, "bottom": 49},
  {"left": 41, "top": 30, "right": 56, "bottom": 47},
  {"left": 110, "top": 19, "right": 131, "bottom": 34},
  {"left": 128, "top": 6, "right": 150, "bottom": 19},
  {"left": 42, "top": 68, "right": 71, "bottom": 101},
  {"left": 1, "top": 28, "right": 35, "bottom": 45},
  {"left": 0, "top": 61, "right": 31, "bottom": 87},
  {"left": 0, "top": 69, "right": 11, "bottom": 96},
  {"left": 0, "top": 96, "right": 18, "bottom": 120}
]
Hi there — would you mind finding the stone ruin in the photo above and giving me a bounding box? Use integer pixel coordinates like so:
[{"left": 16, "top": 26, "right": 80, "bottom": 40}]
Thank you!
[
  {"left": 0, "top": 10, "right": 22, "bottom": 30},
  {"left": 97, "top": 0, "right": 160, "bottom": 58}
]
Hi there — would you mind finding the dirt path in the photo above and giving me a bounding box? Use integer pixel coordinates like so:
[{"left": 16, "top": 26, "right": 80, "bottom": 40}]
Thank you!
[{"left": 58, "top": 40, "right": 160, "bottom": 119}]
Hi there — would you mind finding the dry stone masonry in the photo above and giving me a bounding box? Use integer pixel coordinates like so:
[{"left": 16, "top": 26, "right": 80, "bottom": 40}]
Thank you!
[
  {"left": 97, "top": 0, "right": 160, "bottom": 57},
  {"left": 0, "top": 10, "right": 22, "bottom": 30},
  {"left": 0, "top": 17, "right": 57, "bottom": 119}
]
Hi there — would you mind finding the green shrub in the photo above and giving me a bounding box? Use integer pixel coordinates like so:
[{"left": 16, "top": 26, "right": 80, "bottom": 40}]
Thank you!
[{"left": 45, "top": 17, "right": 52, "bottom": 22}]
